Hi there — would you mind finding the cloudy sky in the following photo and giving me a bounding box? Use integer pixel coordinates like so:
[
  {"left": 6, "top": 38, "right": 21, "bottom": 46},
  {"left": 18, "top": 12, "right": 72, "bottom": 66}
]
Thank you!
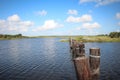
[{"left": 0, "top": 0, "right": 120, "bottom": 36}]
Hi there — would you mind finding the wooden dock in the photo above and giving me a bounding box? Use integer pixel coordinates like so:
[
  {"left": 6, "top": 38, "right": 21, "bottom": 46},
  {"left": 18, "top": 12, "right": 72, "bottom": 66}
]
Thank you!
[{"left": 69, "top": 38, "right": 100, "bottom": 80}]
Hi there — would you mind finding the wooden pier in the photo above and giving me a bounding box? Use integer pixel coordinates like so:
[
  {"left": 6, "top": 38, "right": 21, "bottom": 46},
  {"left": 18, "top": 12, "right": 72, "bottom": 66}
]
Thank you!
[{"left": 69, "top": 38, "right": 100, "bottom": 80}]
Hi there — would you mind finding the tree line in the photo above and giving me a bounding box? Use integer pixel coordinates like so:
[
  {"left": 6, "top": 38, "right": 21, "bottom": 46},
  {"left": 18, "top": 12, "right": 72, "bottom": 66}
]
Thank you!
[
  {"left": 109, "top": 32, "right": 120, "bottom": 38},
  {"left": 0, "top": 34, "right": 23, "bottom": 39},
  {"left": 97, "top": 32, "right": 120, "bottom": 38}
]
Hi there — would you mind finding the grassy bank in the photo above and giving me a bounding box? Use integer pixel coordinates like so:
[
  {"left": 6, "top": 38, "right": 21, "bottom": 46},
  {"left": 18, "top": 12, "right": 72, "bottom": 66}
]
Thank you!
[
  {"left": 0, "top": 37, "right": 29, "bottom": 40},
  {"left": 73, "top": 36, "right": 120, "bottom": 42},
  {"left": 60, "top": 36, "right": 120, "bottom": 42},
  {"left": 1, "top": 34, "right": 120, "bottom": 42},
  {"left": 0, "top": 34, "right": 29, "bottom": 40}
]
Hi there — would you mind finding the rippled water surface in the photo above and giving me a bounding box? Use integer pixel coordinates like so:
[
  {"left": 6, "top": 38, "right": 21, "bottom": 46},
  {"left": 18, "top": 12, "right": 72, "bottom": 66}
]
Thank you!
[
  {"left": 0, "top": 38, "right": 120, "bottom": 80},
  {"left": 85, "top": 42, "right": 120, "bottom": 80},
  {"left": 0, "top": 38, "right": 77, "bottom": 80}
]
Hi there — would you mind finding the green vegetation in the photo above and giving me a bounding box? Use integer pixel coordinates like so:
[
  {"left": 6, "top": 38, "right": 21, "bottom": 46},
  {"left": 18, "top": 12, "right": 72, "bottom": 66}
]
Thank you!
[
  {"left": 75, "top": 36, "right": 120, "bottom": 42},
  {"left": 109, "top": 32, "right": 120, "bottom": 38},
  {"left": 60, "top": 32, "right": 120, "bottom": 42},
  {"left": 1, "top": 32, "right": 120, "bottom": 42},
  {"left": 0, "top": 34, "right": 28, "bottom": 40}
]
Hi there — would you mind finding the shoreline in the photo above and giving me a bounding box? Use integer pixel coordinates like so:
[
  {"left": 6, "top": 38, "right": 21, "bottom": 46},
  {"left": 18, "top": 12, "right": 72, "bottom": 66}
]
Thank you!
[{"left": 0, "top": 36, "right": 120, "bottom": 42}]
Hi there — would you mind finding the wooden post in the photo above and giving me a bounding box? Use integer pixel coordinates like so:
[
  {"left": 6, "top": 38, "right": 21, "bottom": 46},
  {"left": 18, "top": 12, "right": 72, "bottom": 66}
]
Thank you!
[
  {"left": 78, "top": 42, "right": 85, "bottom": 57},
  {"left": 89, "top": 48, "right": 100, "bottom": 80},
  {"left": 73, "top": 57, "right": 91, "bottom": 80},
  {"left": 69, "top": 37, "right": 73, "bottom": 49},
  {"left": 72, "top": 41, "right": 79, "bottom": 58}
]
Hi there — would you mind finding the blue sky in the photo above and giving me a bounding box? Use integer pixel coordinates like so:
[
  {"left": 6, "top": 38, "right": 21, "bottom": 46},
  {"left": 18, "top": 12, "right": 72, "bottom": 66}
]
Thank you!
[{"left": 0, "top": 0, "right": 120, "bottom": 36}]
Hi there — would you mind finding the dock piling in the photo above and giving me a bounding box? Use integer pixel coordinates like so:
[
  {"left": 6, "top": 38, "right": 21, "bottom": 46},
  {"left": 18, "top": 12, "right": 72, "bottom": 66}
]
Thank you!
[
  {"left": 89, "top": 48, "right": 100, "bottom": 80},
  {"left": 69, "top": 38, "right": 100, "bottom": 80}
]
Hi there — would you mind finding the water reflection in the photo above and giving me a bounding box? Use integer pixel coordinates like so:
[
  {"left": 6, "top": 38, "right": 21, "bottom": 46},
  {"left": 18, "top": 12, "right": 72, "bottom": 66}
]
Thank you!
[
  {"left": 8, "top": 40, "right": 32, "bottom": 62},
  {"left": 43, "top": 38, "right": 56, "bottom": 60},
  {"left": 0, "top": 38, "right": 77, "bottom": 80},
  {"left": 0, "top": 39, "right": 120, "bottom": 80},
  {"left": 9, "top": 40, "right": 19, "bottom": 62}
]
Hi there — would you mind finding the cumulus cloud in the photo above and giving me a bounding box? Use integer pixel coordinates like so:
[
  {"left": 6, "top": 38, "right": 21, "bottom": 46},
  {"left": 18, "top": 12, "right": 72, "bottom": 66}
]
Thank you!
[
  {"left": 79, "top": 0, "right": 120, "bottom": 6},
  {"left": 118, "top": 22, "right": 120, "bottom": 26},
  {"left": 33, "top": 20, "right": 63, "bottom": 31},
  {"left": 66, "top": 14, "right": 92, "bottom": 23},
  {"left": 82, "top": 22, "right": 100, "bottom": 29},
  {"left": 0, "top": 14, "right": 34, "bottom": 32},
  {"left": 67, "top": 9, "right": 78, "bottom": 15},
  {"left": 7, "top": 14, "right": 20, "bottom": 21},
  {"left": 76, "top": 22, "right": 100, "bottom": 30},
  {"left": 116, "top": 13, "right": 120, "bottom": 26},
  {"left": 116, "top": 12, "right": 120, "bottom": 19},
  {"left": 35, "top": 10, "right": 47, "bottom": 16}
]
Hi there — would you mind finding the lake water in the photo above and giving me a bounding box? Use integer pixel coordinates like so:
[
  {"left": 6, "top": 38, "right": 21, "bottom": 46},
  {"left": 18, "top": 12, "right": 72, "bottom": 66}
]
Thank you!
[{"left": 0, "top": 38, "right": 120, "bottom": 80}]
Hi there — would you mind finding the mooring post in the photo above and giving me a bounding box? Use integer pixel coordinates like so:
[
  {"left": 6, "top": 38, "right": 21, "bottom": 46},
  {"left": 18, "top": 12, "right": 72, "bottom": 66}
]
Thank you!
[
  {"left": 72, "top": 40, "right": 79, "bottom": 58},
  {"left": 89, "top": 48, "right": 100, "bottom": 80},
  {"left": 73, "top": 57, "right": 91, "bottom": 80},
  {"left": 78, "top": 42, "right": 85, "bottom": 57},
  {"left": 69, "top": 37, "right": 73, "bottom": 49}
]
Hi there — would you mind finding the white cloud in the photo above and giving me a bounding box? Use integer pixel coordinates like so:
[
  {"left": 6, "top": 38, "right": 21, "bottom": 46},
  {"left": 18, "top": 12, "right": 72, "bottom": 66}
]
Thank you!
[
  {"left": 76, "top": 27, "right": 81, "bottom": 30},
  {"left": 0, "top": 14, "right": 34, "bottom": 32},
  {"left": 67, "top": 9, "right": 78, "bottom": 15},
  {"left": 66, "top": 14, "right": 92, "bottom": 23},
  {"left": 80, "top": 0, "right": 96, "bottom": 3},
  {"left": 116, "top": 13, "right": 120, "bottom": 26},
  {"left": 118, "top": 22, "right": 120, "bottom": 26},
  {"left": 7, "top": 14, "right": 20, "bottom": 21},
  {"left": 79, "top": 0, "right": 120, "bottom": 6},
  {"left": 35, "top": 10, "right": 47, "bottom": 16},
  {"left": 33, "top": 20, "right": 63, "bottom": 31},
  {"left": 116, "top": 29, "right": 120, "bottom": 32},
  {"left": 82, "top": 22, "right": 100, "bottom": 29},
  {"left": 116, "top": 12, "right": 120, "bottom": 19},
  {"left": 76, "top": 22, "right": 100, "bottom": 35}
]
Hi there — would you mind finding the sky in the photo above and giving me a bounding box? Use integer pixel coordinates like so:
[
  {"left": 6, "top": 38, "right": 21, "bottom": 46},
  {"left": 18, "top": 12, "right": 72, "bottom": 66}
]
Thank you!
[{"left": 0, "top": 0, "right": 120, "bottom": 36}]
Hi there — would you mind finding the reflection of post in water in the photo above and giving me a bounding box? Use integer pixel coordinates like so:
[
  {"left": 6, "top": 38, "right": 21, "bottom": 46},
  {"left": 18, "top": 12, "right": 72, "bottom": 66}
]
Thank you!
[
  {"left": 89, "top": 48, "right": 100, "bottom": 80},
  {"left": 69, "top": 38, "right": 101, "bottom": 80}
]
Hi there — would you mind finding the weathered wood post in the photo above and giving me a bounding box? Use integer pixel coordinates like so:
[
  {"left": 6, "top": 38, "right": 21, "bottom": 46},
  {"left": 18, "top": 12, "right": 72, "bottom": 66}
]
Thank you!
[
  {"left": 89, "top": 48, "right": 100, "bottom": 80},
  {"left": 73, "top": 42, "right": 91, "bottom": 80},
  {"left": 69, "top": 37, "right": 73, "bottom": 49},
  {"left": 78, "top": 42, "right": 85, "bottom": 57},
  {"left": 73, "top": 57, "right": 91, "bottom": 80},
  {"left": 72, "top": 40, "right": 79, "bottom": 58}
]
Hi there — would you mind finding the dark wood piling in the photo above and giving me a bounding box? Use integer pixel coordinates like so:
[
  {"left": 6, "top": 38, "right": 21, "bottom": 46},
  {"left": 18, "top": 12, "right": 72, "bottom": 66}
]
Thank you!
[
  {"left": 89, "top": 48, "right": 100, "bottom": 80},
  {"left": 78, "top": 42, "right": 85, "bottom": 57},
  {"left": 73, "top": 57, "right": 91, "bottom": 80},
  {"left": 69, "top": 38, "right": 100, "bottom": 80},
  {"left": 69, "top": 37, "right": 73, "bottom": 49}
]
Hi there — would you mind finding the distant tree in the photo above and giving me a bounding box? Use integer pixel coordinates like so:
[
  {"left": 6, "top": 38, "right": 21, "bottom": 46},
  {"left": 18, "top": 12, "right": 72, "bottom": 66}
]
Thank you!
[
  {"left": 109, "top": 32, "right": 120, "bottom": 38},
  {"left": 17, "top": 34, "right": 22, "bottom": 37},
  {"left": 0, "top": 34, "right": 3, "bottom": 38},
  {"left": 0, "top": 34, "right": 23, "bottom": 39}
]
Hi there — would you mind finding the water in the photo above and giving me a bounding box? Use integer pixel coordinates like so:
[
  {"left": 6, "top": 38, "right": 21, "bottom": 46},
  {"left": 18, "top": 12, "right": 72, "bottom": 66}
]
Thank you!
[
  {"left": 0, "top": 38, "right": 120, "bottom": 80},
  {"left": 0, "top": 38, "right": 77, "bottom": 80},
  {"left": 84, "top": 42, "right": 120, "bottom": 80}
]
